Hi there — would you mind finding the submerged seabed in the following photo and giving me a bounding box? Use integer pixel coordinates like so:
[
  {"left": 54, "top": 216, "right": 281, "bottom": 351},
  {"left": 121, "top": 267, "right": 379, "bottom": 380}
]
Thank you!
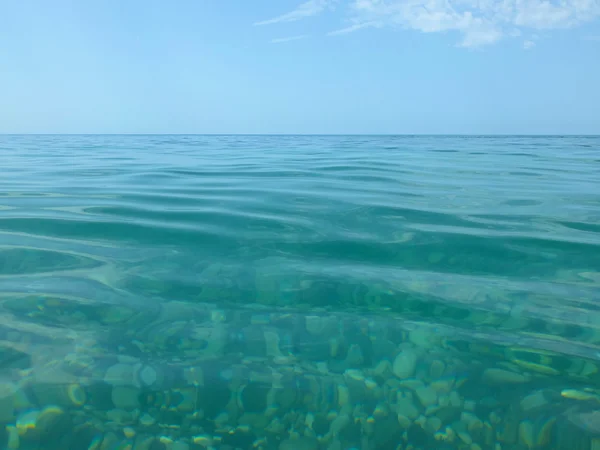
[
  {"left": 3, "top": 298, "right": 600, "bottom": 450},
  {"left": 1, "top": 135, "right": 600, "bottom": 449}
]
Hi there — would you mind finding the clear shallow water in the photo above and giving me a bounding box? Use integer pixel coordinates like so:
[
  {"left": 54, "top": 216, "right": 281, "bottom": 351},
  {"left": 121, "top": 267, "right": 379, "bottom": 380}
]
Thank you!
[{"left": 0, "top": 134, "right": 600, "bottom": 450}]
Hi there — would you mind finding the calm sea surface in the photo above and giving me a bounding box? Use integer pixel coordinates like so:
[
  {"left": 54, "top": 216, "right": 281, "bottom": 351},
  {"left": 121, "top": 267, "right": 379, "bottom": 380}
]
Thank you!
[{"left": 1, "top": 135, "right": 600, "bottom": 450}]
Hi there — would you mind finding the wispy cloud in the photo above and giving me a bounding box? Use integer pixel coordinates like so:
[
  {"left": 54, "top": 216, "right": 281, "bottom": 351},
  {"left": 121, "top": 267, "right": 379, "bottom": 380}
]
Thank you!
[
  {"left": 327, "top": 21, "right": 377, "bottom": 35},
  {"left": 254, "top": 0, "right": 332, "bottom": 26},
  {"left": 255, "top": 0, "right": 600, "bottom": 48},
  {"left": 523, "top": 40, "right": 536, "bottom": 50},
  {"left": 343, "top": 0, "right": 600, "bottom": 47},
  {"left": 270, "top": 35, "right": 310, "bottom": 43}
]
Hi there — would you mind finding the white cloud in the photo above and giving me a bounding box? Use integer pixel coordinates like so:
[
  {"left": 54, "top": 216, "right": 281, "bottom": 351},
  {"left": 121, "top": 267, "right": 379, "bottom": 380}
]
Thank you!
[
  {"left": 340, "top": 0, "right": 600, "bottom": 47},
  {"left": 523, "top": 39, "right": 536, "bottom": 49},
  {"left": 327, "top": 21, "right": 377, "bottom": 35},
  {"left": 254, "top": 0, "right": 333, "bottom": 26},
  {"left": 270, "top": 35, "right": 310, "bottom": 43},
  {"left": 255, "top": 0, "right": 600, "bottom": 48}
]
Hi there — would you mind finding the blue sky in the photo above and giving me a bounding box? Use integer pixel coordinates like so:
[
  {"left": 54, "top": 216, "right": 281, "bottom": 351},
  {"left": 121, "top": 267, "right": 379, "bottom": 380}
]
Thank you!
[{"left": 1, "top": 0, "right": 599, "bottom": 134}]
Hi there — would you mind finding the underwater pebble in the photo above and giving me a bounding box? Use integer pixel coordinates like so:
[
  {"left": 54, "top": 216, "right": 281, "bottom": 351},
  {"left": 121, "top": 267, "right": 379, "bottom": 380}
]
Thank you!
[
  {"left": 414, "top": 415, "right": 427, "bottom": 428},
  {"left": 393, "top": 349, "right": 417, "bottom": 379},
  {"left": 0, "top": 383, "right": 16, "bottom": 422},
  {"left": 337, "top": 384, "right": 350, "bottom": 407},
  {"left": 192, "top": 434, "right": 212, "bottom": 447},
  {"left": 536, "top": 417, "right": 556, "bottom": 447},
  {"left": 364, "top": 377, "right": 378, "bottom": 390},
  {"left": 518, "top": 420, "right": 535, "bottom": 448},
  {"left": 464, "top": 400, "right": 476, "bottom": 411},
  {"left": 426, "top": 416, "right": 443, "bottom": 433},
  {"left": 104, "top": 364, "right": 137, "bottom": 387},
  {"left": 373, "top": 360, "right": 393, "bottom": 379},
  {"left": 112, "top": 386, "right": 140, "bottom": 411},
  {"left": 483, "top": 368, "right": 529, "bottom": 384},
  {"left": 330, "top": 414, "right": 350, "bottom": 435},
  {"left": 132, "top": 436, "right": 156, "bottom": 450},
  {"left": 279, "top": 436, "right": 319, "bottom": 450},
  {"left": 7, "top": 424, "right": 19, "bottom": 449},
  {"left": 344, "top": 369, "right": 365, "bottom": 382},
  {"left": 345, "top": 344, "right": 365, "bottom": 366},
  {"left": 171, "top": 441, "right": 190, "bottom": 450},
  {"left": 305, "top": 316, "right": 327, "bottom": 335},
  {"left": 410, "top": 328, "right": 434, "bottom": 348},
  {"left": 438, "top": 394, "right": 449, "bottom": 407},
  {"left": 139, "top": 413, "right": 155, "bottom": 427},
  {"left": 397, "top": 414, "right": 412, "bottom": 428},
  {"left": 449, "top": 391, "right": 462, "bottom": 407},
  {"left": 561, "top": 389, "right": 600, "bottom": 401},
  {"left": 429, "top": 360, "right": 446, "bottom": 379},
  {"left": 264, "top": 331, "right": 283, "bottom": 358},
  {"left": 139, "top": 366, "right": 157, "bottom": 386},
  {"left": 462, "top": 412, "right": 484, "bottom": 432},
  {"left": 483, "top": 421, "right": 495, "bottom": 445},
  {"left": 458, "top": 431, "right": 473, "bottom": 444},
  {"left": 35, "top": 406, "right": 65, "bottom": 433},
  {"left": 399, "top": 378, "right": 425, "bottom": 390},
  {"left": 425, "top": 405, "right": 443, "bottom": 416},
  {"left": 397, "top": 394, "right": 420, "bottom": 419},
  {"left": 520, "top": 391, "right": 548, "bottom": 411},
  {"left": 415, "top": 386, "right": 437, "bottom": 407},
  {"left": 430, "top": 378, "right": 454, "bottom": 394}
]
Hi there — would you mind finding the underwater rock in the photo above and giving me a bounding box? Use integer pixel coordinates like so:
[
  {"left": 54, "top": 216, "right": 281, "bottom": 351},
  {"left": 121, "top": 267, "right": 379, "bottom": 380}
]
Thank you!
[
  {"left": 429, "top": 359, "right": 446, "bottom": 379},
  {"left": 483, "top": 368, "right": 529, "bottom": 384},
  {"left": 279, "top": 436, "right": 319, "bottom": 450},
  {"left": 415, "top": 386, "right": 437, "bottom": 407},
  {"left": 104, "top": 363, "right": 139, "bottom": 387},
  {"left": 397, "top": 393, "right": 420, "bottom": 419},
  {"left": 139, "top": 413, "right": 155, "bottom": 427},
  {"left": 132, "top": 435, "right": 156, "bottom": 450},
  {"left": 567, "top": 409, "right": 600, "bottom": 435},
  {"left": 393, "top": 349, "right": 417, "bottom": 379},
  {"left": 0, "top": 382, "right": 16, "bottom": 423},
  {"left": 518, "top": 420, "right": 535, "bottom": 448},
  {"left": 138, "top": 365, "right": 158, "bottom": 387},
  {"left": 561, "top": 389, "right": 600, "bottom": 402},
  {"left": 449, "top": 391, "right": 462, "bottom": 408},
  {"left": 426, "top": 416, "right": 443, "bottom": 433},
  {"left": 520, "top": 390, "right": 548, "bottom": 412},
  {"left": 458, "top": 430, "right": 473, "bottom": 445},
  {"left": 345, "top": 344, "right": 365, "bottom": 367},
  {"left": 111, "top": 386, "right": 140, "bottom": 411},
  {"left": 6, "top": 425, "right": 19, "bottom": 449},
  {"left": 410, "top": 328, "right": 436, "bottom": 349},
  {"left": 99, "top": 432, "right": 120, "bottom": 450},
  {"left": 373, "top": 360, "right": 393, "bottom": 381},
  {"left": 329, "top": 414, "right": 350, "bottom": 436}
]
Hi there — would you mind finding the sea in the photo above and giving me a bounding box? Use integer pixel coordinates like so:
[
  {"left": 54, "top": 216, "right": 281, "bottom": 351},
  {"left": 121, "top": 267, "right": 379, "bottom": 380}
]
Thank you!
[{"left": 0, "top": 134, "right": 599, "bottom": 450}]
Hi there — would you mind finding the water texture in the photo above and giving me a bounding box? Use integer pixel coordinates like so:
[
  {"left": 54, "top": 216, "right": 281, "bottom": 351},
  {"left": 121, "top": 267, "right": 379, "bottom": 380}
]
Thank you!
[{"left": 0, "top": 135, "right": 599, "bottom": 450}]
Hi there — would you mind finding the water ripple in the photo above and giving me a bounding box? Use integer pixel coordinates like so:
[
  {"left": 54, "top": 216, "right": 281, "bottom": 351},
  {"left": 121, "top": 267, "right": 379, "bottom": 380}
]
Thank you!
[{"left": 0, "top": 134, "right": 599, "bottom": 364}]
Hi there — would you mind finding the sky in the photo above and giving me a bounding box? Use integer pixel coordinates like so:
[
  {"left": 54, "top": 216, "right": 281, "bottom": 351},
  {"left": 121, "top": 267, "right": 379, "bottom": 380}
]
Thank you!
[{"left": 1, "top": 0, "right": 599, "bottom": 134}]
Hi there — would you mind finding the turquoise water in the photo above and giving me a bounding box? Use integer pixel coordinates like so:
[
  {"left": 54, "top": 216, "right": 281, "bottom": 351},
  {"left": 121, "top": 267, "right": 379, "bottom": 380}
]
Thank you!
[{"left": 1, "top": 134, "right": 600, "bottom": 450}]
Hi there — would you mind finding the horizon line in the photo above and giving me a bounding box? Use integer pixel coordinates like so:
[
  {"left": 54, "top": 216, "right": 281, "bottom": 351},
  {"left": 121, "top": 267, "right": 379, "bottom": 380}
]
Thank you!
[{"left": 1, "top": 133, "right": 599, "bottom": 137}]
